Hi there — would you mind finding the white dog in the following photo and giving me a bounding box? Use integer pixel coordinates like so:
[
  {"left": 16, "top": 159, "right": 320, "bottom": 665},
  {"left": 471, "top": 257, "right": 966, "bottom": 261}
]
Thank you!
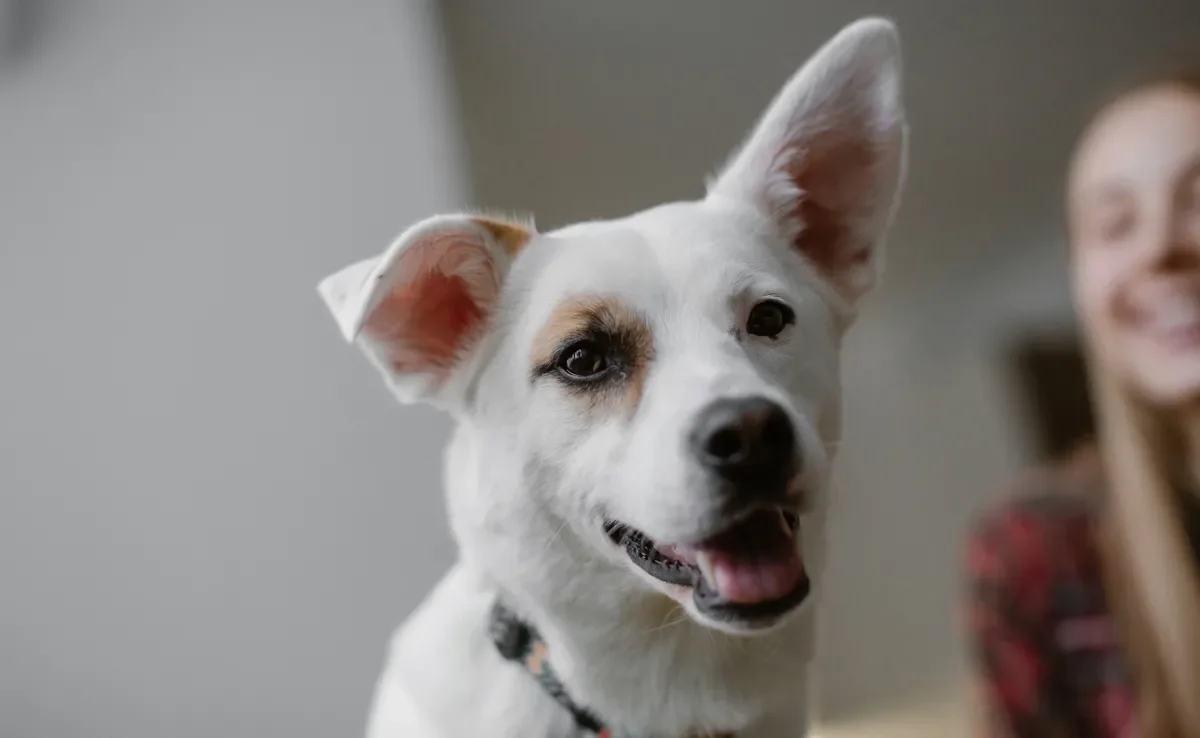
[{"left": 318, "top": 17, "right": 907, "bottom": 738}]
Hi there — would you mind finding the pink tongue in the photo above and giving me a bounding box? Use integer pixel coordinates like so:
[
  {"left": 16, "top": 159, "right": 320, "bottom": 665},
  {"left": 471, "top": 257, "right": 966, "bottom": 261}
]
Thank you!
[
  {"left": 705, "top": 545, "right": 804, "bottom": 603},
  {"left": 676, "top": 510, "right": 804, "bottom": 604}
]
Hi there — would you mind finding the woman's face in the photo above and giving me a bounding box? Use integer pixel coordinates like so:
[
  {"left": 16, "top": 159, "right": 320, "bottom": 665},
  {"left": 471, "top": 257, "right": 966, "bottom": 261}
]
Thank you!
[{"left": 1070, "top": 85, "right": 1200, "bottom": 406}]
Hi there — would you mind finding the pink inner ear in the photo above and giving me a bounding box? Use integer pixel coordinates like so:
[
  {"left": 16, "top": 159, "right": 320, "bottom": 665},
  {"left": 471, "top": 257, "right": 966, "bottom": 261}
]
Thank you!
[
  {"left": 362, "top": 270, "right": 484, "bottom": 376},
  {"left": 786, "top": 130, "right": 876, "bottom": 275}
]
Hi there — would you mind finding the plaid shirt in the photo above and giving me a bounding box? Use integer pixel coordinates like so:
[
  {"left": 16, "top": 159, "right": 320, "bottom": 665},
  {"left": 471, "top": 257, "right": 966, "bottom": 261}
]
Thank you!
[{"left": 964, "top": 465, "right": 1138, "bottom": 737}]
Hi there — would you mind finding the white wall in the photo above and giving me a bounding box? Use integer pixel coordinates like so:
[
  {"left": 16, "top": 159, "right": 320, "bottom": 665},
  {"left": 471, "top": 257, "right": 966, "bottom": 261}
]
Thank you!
[{"left": 0, "top": 2, "right": 466, "bottom": 736}]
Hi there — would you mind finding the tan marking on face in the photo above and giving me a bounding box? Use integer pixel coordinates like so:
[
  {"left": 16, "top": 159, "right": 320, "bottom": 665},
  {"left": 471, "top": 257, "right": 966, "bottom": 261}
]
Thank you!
[
  {"left": 530, "top": 299, "right": 596, "bottom": 370},
  {"left": 530, "top": 296, "right": 655, "bottom": 416},
  {"left": 474, "top": 217, "right": 534, "bottom": 257}
]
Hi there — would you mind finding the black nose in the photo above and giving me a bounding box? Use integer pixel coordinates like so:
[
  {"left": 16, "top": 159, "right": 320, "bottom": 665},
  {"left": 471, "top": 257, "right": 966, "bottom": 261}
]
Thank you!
[{"left": 690, "top": 396, "right": 798, "bottom": 484}]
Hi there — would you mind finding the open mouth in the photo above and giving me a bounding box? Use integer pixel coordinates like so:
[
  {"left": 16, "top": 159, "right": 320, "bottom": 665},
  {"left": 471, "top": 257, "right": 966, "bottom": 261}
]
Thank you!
[{"left": 603, "top": 506, "right": 810, "bottom": 624}]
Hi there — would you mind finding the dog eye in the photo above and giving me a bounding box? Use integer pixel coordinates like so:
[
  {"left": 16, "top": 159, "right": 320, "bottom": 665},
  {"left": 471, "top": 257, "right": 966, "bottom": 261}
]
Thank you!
[
  {"left": 557, "top": 341, "right": 608, "bottom": 379},
  {"left": 746, "top": 300, "right": 795, "bottom": 339}
]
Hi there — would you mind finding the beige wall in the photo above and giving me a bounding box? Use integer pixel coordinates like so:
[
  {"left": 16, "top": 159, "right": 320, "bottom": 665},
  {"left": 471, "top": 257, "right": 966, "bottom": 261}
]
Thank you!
[{"left": 817, "top": 248, "right": 1074, "bottom": 728}]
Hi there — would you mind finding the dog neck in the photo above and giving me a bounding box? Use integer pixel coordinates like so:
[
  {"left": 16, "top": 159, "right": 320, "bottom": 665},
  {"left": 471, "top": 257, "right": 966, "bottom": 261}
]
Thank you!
[
  {"left": 487, "top": 596, "right": 788, "bottom": 738},
  {"left": 477, "top": 565, "right": 814, "bottom": 737}
]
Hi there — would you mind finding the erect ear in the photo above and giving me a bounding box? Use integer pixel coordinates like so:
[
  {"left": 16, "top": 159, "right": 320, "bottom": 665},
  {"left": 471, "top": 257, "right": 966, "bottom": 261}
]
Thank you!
[
  {"left": 707, "top": 17, "right": 907, "bottom": 308},
  {"left": 317, "top": 213, "right": 535, "bottom": 408}
]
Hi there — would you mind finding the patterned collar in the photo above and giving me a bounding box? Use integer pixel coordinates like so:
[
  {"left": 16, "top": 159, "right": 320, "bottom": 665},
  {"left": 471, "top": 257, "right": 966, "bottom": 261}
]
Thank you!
[
  {"left": 487, "top": 600, "right": 735, "bottom": 738},
  {"left": 488, "top": 600, "right": 614, "bottom": 736}
]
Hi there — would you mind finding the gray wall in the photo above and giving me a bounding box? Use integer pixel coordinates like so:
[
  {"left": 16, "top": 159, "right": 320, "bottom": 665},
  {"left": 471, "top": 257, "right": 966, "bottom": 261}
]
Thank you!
[{"left": 0, "top": 2, "right": 466, "bottom": 737}]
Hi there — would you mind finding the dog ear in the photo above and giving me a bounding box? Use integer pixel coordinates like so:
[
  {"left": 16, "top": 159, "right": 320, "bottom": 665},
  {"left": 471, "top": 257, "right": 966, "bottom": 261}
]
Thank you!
[
  {"left": 317, "top": 214, "right": 534, "bottom": 408},
  {"left": 707, "top": 17, "right": 907, "bottom": 307}
]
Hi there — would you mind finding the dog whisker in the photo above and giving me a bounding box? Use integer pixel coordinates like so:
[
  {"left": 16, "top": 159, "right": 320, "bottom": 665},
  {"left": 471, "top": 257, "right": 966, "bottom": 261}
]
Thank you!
[
  {"left": 541, "top": 519, "right": 571, "bottom": 557},
  {"left": 644, "top": 606, "right": 690, "bottom": 635}
]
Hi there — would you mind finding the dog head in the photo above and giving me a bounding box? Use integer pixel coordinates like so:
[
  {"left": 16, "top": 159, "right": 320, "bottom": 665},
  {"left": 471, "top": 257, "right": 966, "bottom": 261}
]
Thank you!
[{"left": 320, "top": 18, "right": 906, "bottom": 636}]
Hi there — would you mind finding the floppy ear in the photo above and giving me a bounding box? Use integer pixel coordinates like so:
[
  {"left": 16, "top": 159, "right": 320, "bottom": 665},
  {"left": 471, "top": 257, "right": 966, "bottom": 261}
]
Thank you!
[
  {"left": 317, "top": 214, "right": 534, "bottom": 408},
  {"left": 707, "top": 17, "right": 907, "bottom": 308}
]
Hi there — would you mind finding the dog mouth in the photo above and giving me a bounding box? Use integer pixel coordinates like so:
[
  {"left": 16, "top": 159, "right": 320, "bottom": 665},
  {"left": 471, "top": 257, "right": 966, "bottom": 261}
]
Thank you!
[{"left": 603, "top": 506, "right": 809, "bottom": 624}]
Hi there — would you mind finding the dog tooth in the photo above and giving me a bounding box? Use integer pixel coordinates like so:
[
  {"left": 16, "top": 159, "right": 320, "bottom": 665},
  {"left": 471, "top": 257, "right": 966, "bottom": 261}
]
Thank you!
[
  {"left": 695, "top": 551, "right": 718, "bottom": 588},
  {"left": 777, "top": 509, "right": 791, "bottom": 535}
]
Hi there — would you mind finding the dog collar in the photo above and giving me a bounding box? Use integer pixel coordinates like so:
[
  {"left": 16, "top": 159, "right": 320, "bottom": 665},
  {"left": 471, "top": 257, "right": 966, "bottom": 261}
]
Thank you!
[
  {"left": 488, "top": 600, "right": 614, "bottom": 736},
  {"left": 488, "top": 600, "right": 737, "bottom": 738}
]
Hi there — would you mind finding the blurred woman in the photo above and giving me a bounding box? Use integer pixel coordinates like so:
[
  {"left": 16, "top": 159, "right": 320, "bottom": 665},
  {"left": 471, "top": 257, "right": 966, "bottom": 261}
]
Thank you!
[{"left": 965, "top": 69, "right": 1200, "bottom": 737}]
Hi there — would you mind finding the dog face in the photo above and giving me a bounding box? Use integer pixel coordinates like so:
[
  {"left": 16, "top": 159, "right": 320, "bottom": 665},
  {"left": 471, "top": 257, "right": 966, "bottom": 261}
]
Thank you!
[{"left": 320, "top": 19, "right": 906, "bottom": 636}]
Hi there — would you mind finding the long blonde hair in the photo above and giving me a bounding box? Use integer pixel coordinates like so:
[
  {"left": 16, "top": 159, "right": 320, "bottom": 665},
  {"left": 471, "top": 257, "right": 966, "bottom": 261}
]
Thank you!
[
  {"left": 1075, "top": 68, "right": 1200, "bottom": 737},
  {"left": 1089, "top": 367, "right": 1200, "bottom": 736}
]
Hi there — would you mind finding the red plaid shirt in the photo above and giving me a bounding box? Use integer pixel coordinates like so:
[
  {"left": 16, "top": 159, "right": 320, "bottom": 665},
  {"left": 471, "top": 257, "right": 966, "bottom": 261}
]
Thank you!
[{"left": 964, "top": 467, "right": 1138, "bottom": 737}]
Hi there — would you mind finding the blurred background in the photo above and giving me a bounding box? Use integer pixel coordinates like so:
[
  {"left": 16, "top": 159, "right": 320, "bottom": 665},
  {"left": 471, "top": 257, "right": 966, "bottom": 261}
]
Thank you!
[{"left": 2, "top": 1, "right": 1199, "bottom": 737}]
